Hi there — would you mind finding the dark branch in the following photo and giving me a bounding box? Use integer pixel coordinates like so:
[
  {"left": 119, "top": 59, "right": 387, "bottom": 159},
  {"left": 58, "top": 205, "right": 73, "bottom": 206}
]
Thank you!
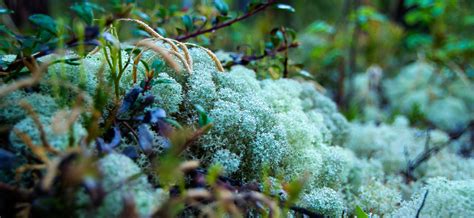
[
  {"left": 174, "top": 0, "right": 277, "bottom": 41},
  {"left": 281, "top": 27, "right": 290, "bottom": 78},
  {"left": 415, "top": 190, "right": 429, "bottom": 218},
  {"left": 403, "top": 124, "right": 471, "bottom": 182},
  {"left": 228, "top": 42, "right": 300, "bottom": 67}
]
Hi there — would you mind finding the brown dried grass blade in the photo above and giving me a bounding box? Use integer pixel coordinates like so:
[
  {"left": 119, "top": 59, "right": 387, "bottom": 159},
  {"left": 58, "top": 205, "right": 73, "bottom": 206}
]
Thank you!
[{"left": 135, "top": 40, "right": 182, "bottom": 73}]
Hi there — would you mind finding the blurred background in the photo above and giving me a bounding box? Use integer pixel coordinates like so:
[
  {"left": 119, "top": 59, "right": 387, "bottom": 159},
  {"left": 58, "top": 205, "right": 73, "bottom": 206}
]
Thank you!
[{"left": 2, "top": 0, "right": 473, "bottom": 131}]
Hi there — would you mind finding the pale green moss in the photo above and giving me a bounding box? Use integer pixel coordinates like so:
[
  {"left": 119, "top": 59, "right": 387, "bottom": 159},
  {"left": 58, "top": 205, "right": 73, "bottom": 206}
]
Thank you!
[
  {"left": 78, "top": 153, "right": 167, "bottom": 217},
  {"left": 9, "top": 115, "right": 86, "bottom": 153},
  {"left": 355, "top": 180, "right": 402, "bottom": 216},
  {"left": 426, "top": 97, "right": 470, "bottom": 131},
  {"left": 391, "top": 177, "right": 474, "bottom": 218},
  {"left": 0, "top": 91, "right": 59, "bottom": 124},
  {"left": 298, "top": 187, "right": 345, "bottom": 217},
  {"left": 150, "top": 73, "right": 183, "bottom": 114}
]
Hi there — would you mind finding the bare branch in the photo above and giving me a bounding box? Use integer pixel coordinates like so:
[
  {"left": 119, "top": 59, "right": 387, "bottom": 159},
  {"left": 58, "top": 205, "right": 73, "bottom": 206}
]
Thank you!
[
  {"left": 228, "top": 42, "right": 299, "bottom": 67},
  {"left": 415, "top": 190, "right": 429, "bottom": 218}
]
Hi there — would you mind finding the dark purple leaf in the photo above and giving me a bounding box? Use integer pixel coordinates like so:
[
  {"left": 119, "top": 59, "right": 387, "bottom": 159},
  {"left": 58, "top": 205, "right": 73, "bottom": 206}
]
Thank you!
[
  {"left": 156, "top": 119, "right": 173, "bottom": 137},
  {"left": 108, "top": 127, "right": 121, "bottom": 148},
  {"left": 137, "top": 124, "right": 153, "bottom": 154},
  {"left": 95, "top": 126, "right": 122, "bottom": 153},
  {"left": 160, "top": 138, "right": 171, "bottom": 150},
  {"left": 141, "top": 94, "right": 155, "bottom": 108},
  {"left": 0, "top": 148, "right": 16, "bottom": 169},
  {"left": 143, "top": 108, "right": 166, "bottom": 124},
  {"left": 95, "top": 138, "right": 107, "bottom": 152},
  {"left": 118, "top": 86, "right": 143, "bottom": 114},
  {"left": 84, "top": 26, "right": 100, "bottom": 40},
  {"left": 122, "top": 146, "right": 139, "bottom": 159}
]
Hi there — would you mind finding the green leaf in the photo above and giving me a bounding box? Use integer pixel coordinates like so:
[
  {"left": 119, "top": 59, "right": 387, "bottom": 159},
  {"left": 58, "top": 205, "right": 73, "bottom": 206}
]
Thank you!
[
  {"left": 198, "top": 35, "right": 210, "bottom": 46},
  {"left": 275, "top": 4, "right": 295, "bottom": 13},
  {"left": 140, "top": 60, "right": 150, "bottom": 72},
  {"left": 156, "top": 27, "right": 167, "bottom": 37},
  {"left": 151, "top": 59, "right": 164, "bottom": 73},
  {"left": 133, "top": 10, "right": 151, "bottom": 22},
  {"left": 181, "top": 15, "right": 193, "bottom": 32},
  {"left": 285, "top": 27, "right": 297, "bottom": 41},
  {"left": 247, "top": 1, "right": 264, "bottom": 12},
  {"left": 156, "top": 8, "right": 167, "bottom": 19},
  {"left": 464, "top": 15, "right": 474, "bottom": 25},
  {"left": 0, "top": 7, "right": 13, "bottom": 14},
  {"left": 154, "top": 78, "right": 174, "bottom": 84},
  {"left": 195, "top": 104, "right": 212, "bottom": 127},
  {"left": 308, "top": 21, "right": 335, "bottom": 34},
  {"left": 70, "top": 2, "right": 104, "bottom": 25},
  {"left": 284, "top": 178, "right": 304, "bottom": 206},
  {"left": 206, "top": 164, "right": 222, "bottom": 185},
  {"left": 28, "top": 14, "right": 57, "bottom": 34},
  {"left": 163, "top": 118, "right": 183, "bottom": 129},
  {"left": 214, "top": 15, "right": 232, "bottom": 24},
  {"left": 355, "top": 206, "right": 369, "bottom": 218},
  {"left": 270, "top": 29, "right": 284, "bottom": 47},
  {"left": 0, "top": 24, "right": 15, "bottom": 37},
  {"left": 132, "top": 29, "right": 151, "bottom": 38},
  {"left": 214, "top": 0, "right": 229, "bottom": 16}
]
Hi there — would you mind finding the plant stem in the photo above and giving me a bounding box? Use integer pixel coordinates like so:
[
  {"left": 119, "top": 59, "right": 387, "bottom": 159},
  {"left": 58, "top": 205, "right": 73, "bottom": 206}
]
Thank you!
[{"left": 228, "top": 42, "right": 299, "bottom": 66}]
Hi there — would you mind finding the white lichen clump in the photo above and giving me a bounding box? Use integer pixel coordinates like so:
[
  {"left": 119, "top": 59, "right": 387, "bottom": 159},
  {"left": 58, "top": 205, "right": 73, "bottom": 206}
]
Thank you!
[
  {"left": 79, "top": 153, "right": 167, "bottom": 217},
  {"left": 355, "top": 180, "right": 401, "bottom": 215},
  {"left": 9, "top": 115, "right": 86, "bottom": 153},
  {"left": 384, "top": 60, "right": 473, "bottom": 132},
  {"left": 154, "top": 47, "right": 352, "bottom": 215},
  {"left": 298, "top": 188, "right": 345, "bottom": 217},
  {"left": 345, "top": 117, "right": 449, "bottom": 174},
  {"left": 391, "top": 177, "right": 474, "bottom": 218},
  {"left": 0, "top": 90, "right": 59, "bottom": 124},
  {"left": 5, "top": 40, "right": 473, "bottom": 217}
]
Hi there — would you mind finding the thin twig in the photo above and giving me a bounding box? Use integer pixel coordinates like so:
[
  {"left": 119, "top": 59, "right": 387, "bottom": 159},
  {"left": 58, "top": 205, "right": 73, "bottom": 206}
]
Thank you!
[
  {"left": 228, "top": 42, "right": 299, "bottom": 67},
  {"left": 404, "top": 125, "right": 470, "bottom": 181},
  {"left": 122, "top": 121, "right": 139, "bottom": 143},
  {"left": 415, "top": 190, "right": 429, "bottom": 218},
  {"left": 281, "top": 27, "right": 290, "bottom": 78},
  {"left": 175, "top": 0, "right": 277, "bottom": 41},
  {"left": 345, "top": 0, "right": 362, "bottom": 109},
  {"left": 0, "top": 58, "right": 51, "bottom": 98},
  {"left": 19, "top": 101, "right": 60, "bottom": 155}
]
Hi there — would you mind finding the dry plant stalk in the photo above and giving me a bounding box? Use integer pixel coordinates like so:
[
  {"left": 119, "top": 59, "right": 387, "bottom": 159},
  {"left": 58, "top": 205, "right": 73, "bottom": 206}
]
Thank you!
[
  {"left": 117, "top": 18, "right": 225, "bottom": 73},
  {"left": 135, "top": 40, "right": 183, "bottom": 73},
  {"left": 0, "top": 58, "right": 52, "bottom": 98},
  {"left": 179, "top": 160, "right": 201, "bottom": 172},
  {"left": 184, "top": 43, "right": 225, "bottom": 72},
  {"left": 18, "top": 101, "right": 60, "bottom": 155},
  {"left": 117, "top": 18, "right": 165, "bottom": 39},
  {"left": 135, "top": 38, "right": 192, "bottom": 73},
  {"left": 13, "top": 130, "right": 50, "bottom": 163}
]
